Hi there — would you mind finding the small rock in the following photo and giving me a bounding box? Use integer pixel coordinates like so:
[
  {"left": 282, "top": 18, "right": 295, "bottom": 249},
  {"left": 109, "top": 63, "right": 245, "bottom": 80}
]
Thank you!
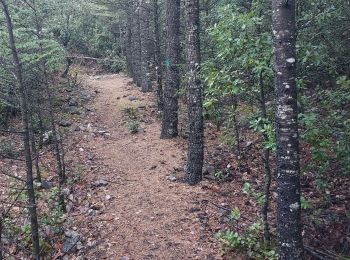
[
  {"left": 43, "top": 131, "right": 54, "bottom": 144},
  {"left": 88, "top": 209, "right": 97, "bottom": 216},
  {"left": 62, "top": 188, "right": 70, "bottom": 196},
  {"left": 69, "top": 98, "right": 78, "bottom": 107},
  {"left": 90, "top": 204, "right": 102, "bottom": 210},
  {"left": 128, "top": 95, "right": 138, "bottom": 101},
  {"left": 41, "top": 180, "right": 54, "bottom": 189},
  {"left": 246, "top": 141, "right": 253, "bottom": 148},
  {"left": 59, "top": 120, "right": 72, "bottom": 127},
  {"left": 67, "top": 106, "right": 81, "bottom": 115},
  {"left": 166, "top": 175, "right": 177, "bottom": 182},
  {"left": 189, "top": 207, "right": 201, "bottom": 213},
  {"left": 86, "top": 124, "right": 94, "bottom": 133},
  {"left": 105, "top": 195, "right": 112, "bottom": 201},
  {"left": 121, "top": 256, "right": 131, "bottom": 260},
  {"left": 63, "top": 231, "right": 81, "bottom": 253},
  {"left": 92, "top": 180, "right": 109, "bottom": 187},
  {"left": 81, "top": 93, "right": 92, "bottom": 102},
  {"left": 203, "top": 165, "right": 215, "bottom": 176}
]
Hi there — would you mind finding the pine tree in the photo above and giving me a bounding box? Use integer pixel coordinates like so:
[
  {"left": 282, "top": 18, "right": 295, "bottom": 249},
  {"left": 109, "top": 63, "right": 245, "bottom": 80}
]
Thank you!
[
  {"left": 161, "top": 0, "right": 181, "bottom": 138},
  {"left": 185, "top": 0, "right": 204, "bottom": 184}
]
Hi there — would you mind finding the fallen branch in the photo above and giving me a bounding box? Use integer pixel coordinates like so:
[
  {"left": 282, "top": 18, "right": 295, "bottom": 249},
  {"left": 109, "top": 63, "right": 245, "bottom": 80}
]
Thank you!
[
  {"left": 0, "top": 171, "right": 26, "bottom": 182},
  {"left": 304, "top": 245, "right": 337, "bottom": 260}
]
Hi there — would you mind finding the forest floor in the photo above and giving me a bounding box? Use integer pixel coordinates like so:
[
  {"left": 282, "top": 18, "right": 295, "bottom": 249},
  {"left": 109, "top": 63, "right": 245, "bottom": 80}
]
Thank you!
[
  {"left": 63, "top": 71, "right": 349, "bottom": 260},
  {"left": 1, "top": 70, "right": 348, "bottom": 259},
  {"left": 64, "top": 73, "right": 222, "bottom": 260}
]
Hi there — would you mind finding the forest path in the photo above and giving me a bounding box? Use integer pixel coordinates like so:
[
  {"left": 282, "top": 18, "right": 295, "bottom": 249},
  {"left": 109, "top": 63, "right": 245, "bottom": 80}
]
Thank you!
[{"left": 77, "top": 74, "right": 217, "bottom": 260}]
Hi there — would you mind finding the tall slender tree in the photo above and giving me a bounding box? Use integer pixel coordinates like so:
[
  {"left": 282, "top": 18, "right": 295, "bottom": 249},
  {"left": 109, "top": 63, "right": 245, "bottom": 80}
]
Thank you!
[
  {"left": 153, "top": 0, "right": 163, "bottom": 110},
  {"left": 139, "top": 0, "right": 152, "bottom": 92},
  {"left": 272, "top": 0, "right": 304, "bottom": 258},
  {"left": 126, "top": 6, "right": 134, "bottom": 77},
  {"left": 161, "top": 0, "right": 181, "bottom": 138},
  {"left": 185, "top": 0, "right": 204, "bottom": 184},
  {"left": 131, "top": 1, "right": 142, "bottom": 87},
  {"left": 0, "top": 0, "right": 41, "bottom": 258}
]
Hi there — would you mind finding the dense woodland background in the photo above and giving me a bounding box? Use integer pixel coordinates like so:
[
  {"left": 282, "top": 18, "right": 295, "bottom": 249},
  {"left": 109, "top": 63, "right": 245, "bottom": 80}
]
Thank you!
[{"left": 0, "top": 0, "right": 349, "bottom": 259}]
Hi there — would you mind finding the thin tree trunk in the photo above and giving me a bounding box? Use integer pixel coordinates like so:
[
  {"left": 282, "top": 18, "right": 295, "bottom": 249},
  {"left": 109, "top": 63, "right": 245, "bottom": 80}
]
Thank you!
[
  {"left": 161, "top": 0, "right": 181, "bottom": 138},
  {"left": 126, "top": 7, "right": 133, "bottom": 76},
  {"left": 272, "top": 0, "right": 304, "bottom": 258},
  {"left": 185, "top": 0, "right": 204, "bottom": 184},
  {"left": 37, "top": 110, "right": 44, "bottom": 149},
  {"left": 231, "top": 96, "right": 241, "bottom": 160},
  {"left": 259, "top": 72, "right": 272, "bottom": 243},
  {"left": 29, "top": 113, "right": 41, "bottom": 183},
  {"left": 131, "top": 2, "right": 142, "bottom": 87},
  {"left": 140, "top": 0, "right": 152, "bottom": 92},
  {"left": 0, "top": 1, "right": 41, "bottom": 258},
  {"left": 153, "top": 0, "right": 163, "bottom": 110}
]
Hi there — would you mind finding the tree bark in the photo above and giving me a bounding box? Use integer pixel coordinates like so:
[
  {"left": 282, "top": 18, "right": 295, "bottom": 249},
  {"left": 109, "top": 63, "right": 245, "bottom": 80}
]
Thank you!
[
  {"left": 272, "top": 0, "right": 304, "bottom": 258},
  {"left": 153, "top": 0, "right": 163, "bottom": 110},
  {"left": 131, "top": 2, "right": 142, "bottom": 87},
  {"left": 185, "top": 0, "right": 204, "bottom": 184},
  {"left": 140, "top": 0, "right": 152, "bottom": 92},
  {"left": 161, "top": 0, "right": 181, "bottom": 138},
  {"left": 126, "top": 6, "right": 134, "bottom": 77},
  {"left": 0, "top": 1, "right": 41, "bottom": 258}
]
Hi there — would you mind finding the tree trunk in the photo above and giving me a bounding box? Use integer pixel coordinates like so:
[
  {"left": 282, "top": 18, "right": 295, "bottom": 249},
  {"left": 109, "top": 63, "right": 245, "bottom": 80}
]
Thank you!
[
  {"left": 272, "top": 0, "right": 304, "bottom": 258},
  {"left": 0, "top": 1, "right": 41, "bottom": 258},
  {"left": 161, "top": 0, "right": 181, "bottom": 138},
  {"left": 140, "top": 0, "right": 152, "bottom": 92},
  {"left": 131, "top": 2, "right": 142, "bottom": 87},
  {"left": 126, "top": 7, "right": 133, "bottom": 76},
  {"left": 185, "top": 0, "right": 204, "bottom": 184},
  {"left": 259, "top": 72, "right": 272, "bottom": 243},
  {"left": 29, "top": 113, "right": 41, "bottom": 183},
  {"left": 153, "top": 0, "right": 163, "bottom": 110}
]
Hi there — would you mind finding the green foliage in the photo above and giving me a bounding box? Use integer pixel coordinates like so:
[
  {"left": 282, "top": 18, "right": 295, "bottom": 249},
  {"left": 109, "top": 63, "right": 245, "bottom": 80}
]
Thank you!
[
  {"left": 243, "top": 182, "right": 265, "bottom": 205},
  {"left": 122, "top": 107, "right": 138, "bottom": 120},
  {"left": 128, "top": 120, "right": 140, "bottom": 134},
  {"left": 217, "top": 221, "right": 277, "bottom": 259},
  {"left": 250, "top": 117, "right": 276, "bottom": 151},
  {"left": 214, "top": 170, "right": 230, "bottom": 181},
  {"left": 0, "top": 140, "right": 19, "bottom": 158},
  {"left": 203, "top": 1, "right": 273, "bottom": 108}
]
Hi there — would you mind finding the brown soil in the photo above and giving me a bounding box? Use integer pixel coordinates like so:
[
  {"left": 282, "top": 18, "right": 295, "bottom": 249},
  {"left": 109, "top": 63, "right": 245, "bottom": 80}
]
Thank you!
[{"left": 67, "top": 74, "right": 220, "bottom": 260}]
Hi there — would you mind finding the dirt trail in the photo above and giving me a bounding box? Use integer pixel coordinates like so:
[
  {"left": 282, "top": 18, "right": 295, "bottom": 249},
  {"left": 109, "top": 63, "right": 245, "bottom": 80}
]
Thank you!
[{"left": 75, "top": 74, "right": 218, "bottom": 260}]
